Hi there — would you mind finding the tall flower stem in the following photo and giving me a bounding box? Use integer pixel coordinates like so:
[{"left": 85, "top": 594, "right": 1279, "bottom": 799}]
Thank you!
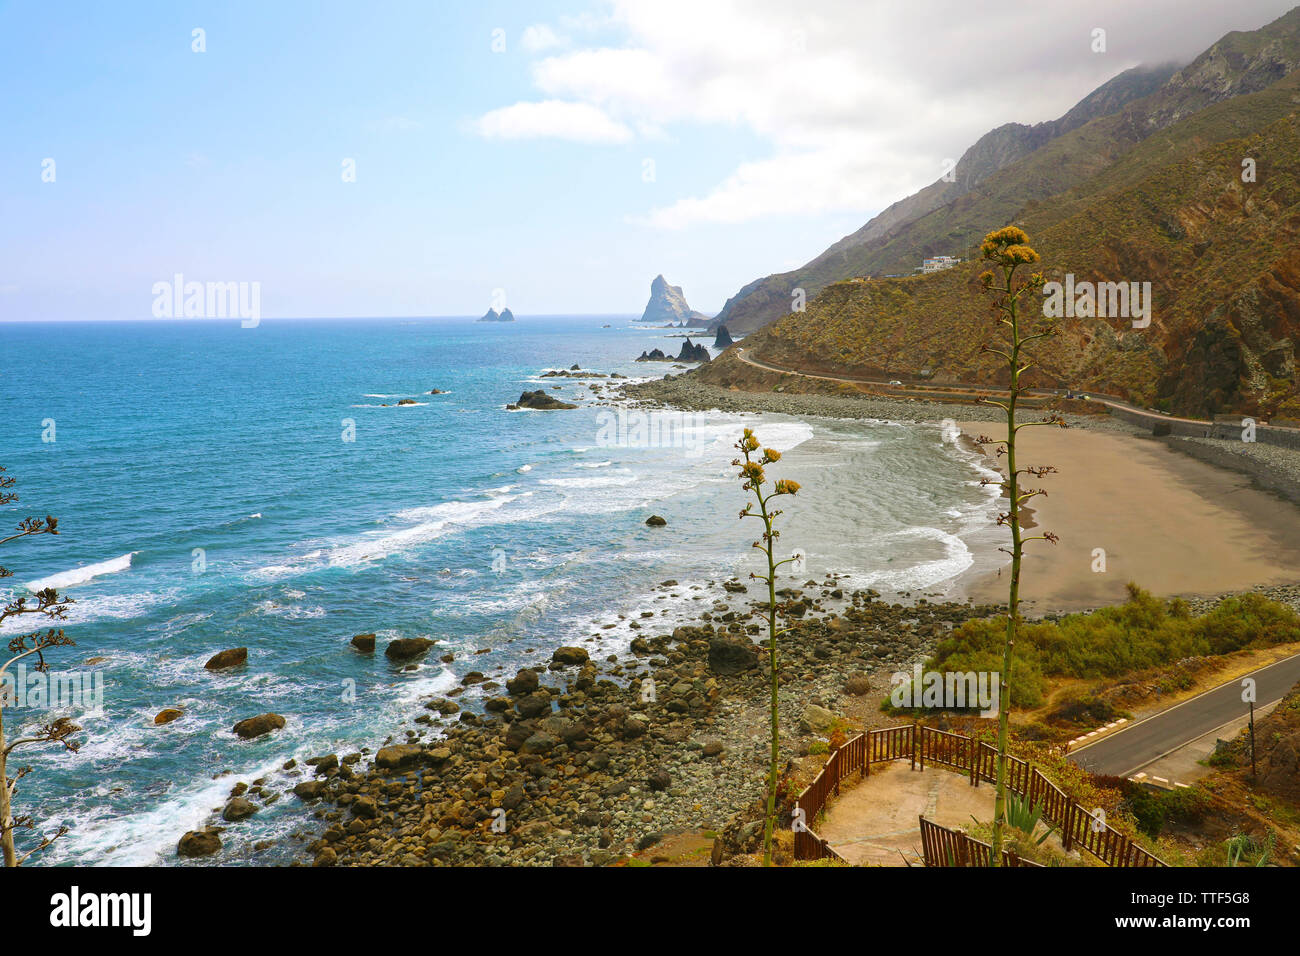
[
  {"left": 733, "top": 429, "right": 800, "bottom": 867},
  {"left": 974, "top": 228, "right": 1062, "bottom": 866}
]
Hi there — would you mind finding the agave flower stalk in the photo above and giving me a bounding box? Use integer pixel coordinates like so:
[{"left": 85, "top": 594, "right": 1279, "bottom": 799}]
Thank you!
[
  {"left": 974, "top": 227, "right": 1064, "bottom": 867},
  {"left": 734, "top": 429, "right": 801, "bottom": 867}
]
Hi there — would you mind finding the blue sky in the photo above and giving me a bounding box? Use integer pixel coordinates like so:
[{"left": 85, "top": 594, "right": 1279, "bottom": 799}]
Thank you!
[{"left": 2, "top": 0, "right": 1294, "bottom": 320}]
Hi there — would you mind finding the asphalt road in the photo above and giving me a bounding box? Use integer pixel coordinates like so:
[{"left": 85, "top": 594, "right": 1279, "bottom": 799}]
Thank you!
[
  {"left": 732, "top": 347, "right": 1197, "bottom": 430},
  {"left": 1066, "top": 654, "right": 1300, "bottom": 776}
]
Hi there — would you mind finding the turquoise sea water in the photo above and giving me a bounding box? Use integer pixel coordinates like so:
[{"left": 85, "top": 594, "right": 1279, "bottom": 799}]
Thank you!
[{"left": 0, "top": 316, "right": 1003, "bottom": 865}]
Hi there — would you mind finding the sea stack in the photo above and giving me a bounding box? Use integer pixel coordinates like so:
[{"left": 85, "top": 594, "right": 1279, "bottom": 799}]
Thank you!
[
  {"left": 639, "top": 275, "right": 710, "bottom": 326},
  {"left": 477, "top": 308, "right": 516, "bottom": 322},
  {"left": 712, "top": 324, "right": 734, "bottom": 348}
]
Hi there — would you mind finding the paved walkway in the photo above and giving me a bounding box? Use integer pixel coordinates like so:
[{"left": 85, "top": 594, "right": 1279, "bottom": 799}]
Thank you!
[{"left": 816, "top": 761, "right": 997, "bottom": 866}]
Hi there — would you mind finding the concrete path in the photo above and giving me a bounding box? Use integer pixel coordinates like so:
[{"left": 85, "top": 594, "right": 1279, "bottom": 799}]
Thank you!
[{"left": 815, "top": 761, "right": 996, "bottom": 866}]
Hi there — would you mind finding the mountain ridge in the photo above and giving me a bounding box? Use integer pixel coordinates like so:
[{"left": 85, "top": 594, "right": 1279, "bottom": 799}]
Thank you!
[{"left": 711, "top": 6, "right": 1300, "bottom": 335}]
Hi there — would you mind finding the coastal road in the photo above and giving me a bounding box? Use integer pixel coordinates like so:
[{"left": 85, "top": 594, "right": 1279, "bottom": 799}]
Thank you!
[
  {"left": 1066, "top": 653, "right": 1300, "bottom": 777},
  {"left": 731, "top": 347, "right": 1216, "bottom": 432}
]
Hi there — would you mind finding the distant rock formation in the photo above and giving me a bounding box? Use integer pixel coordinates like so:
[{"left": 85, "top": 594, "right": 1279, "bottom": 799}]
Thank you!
[
  {"left": 636, "top": 338, "right": 711, "bottom": 363},
  {"left": 477, "top": 308, "right": 516, "bottom": 322},
  {"left": 507, "top": 390, "right": 578, "bottom": 410},
  {"left": 712, "top": 324, "right": 734, "bottom": 348},
  {"left": 639, "top": 275, "right": 710, "bottom": 327}
]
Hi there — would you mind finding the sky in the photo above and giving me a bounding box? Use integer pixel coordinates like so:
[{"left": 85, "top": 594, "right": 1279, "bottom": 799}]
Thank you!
[{"left": 1, "top": 0, "right": 1297, "bottom": 321}]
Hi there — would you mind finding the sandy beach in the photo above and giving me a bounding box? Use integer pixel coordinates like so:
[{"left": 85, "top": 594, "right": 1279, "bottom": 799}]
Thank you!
[{"left": 959, "top": 422, "right": 1300, "bottom": 612}]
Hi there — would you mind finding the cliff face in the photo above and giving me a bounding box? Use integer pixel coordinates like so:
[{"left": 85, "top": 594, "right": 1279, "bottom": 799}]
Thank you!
[
  {"left": 714, "top": 81, "right": 1300, "bottom": 419},
  {"left": 711, "top": 7, "right": 1300, "bottom": 336},
  {"left": 640, "top": 275, "right": 710, "bottom": 326}
]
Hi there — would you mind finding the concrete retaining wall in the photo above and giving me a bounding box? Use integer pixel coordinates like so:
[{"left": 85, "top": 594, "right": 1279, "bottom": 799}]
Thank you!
[{"left": 1110, "top": 405, "right": 1300, "bottom": 452}]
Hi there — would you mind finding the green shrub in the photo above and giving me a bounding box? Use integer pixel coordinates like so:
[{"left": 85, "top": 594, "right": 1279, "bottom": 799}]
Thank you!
[
  {"left": 1125, "top": 785, "right": 1211, "bottom": 838},
  {"left": 928, "top": 585, "right": 1300, "bottom": 699}
]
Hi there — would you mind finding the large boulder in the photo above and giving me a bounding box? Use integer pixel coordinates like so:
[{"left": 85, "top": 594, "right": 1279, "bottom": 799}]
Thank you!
[
  {"left": 551, "top": 646, "right": 589, "bottom": 666},
  {"left": 204, "top": 647, "right": 247, "bottom": 670},
  {"left": 799, "top": 704, "right": 841, "bottom": 735},
  {"left": 507, "top": 390, "right": 577, "bottom": 411},
  {"left": 645, "top": 515, "right": 668, "bottom": 527},
  {"left": 514, "top": 692, "right": 552, "bottom": 719},
  {"left": 521, "top": 732, "right": 558, "bottom": 755},
  {"left": 153, "top": 708, "right": 183, "bottom": 726},
  {"left": 505, "top": 669, "right": 540, "bottom": 696},
  {"left": 177, "top": 830, "right": 222, "bottom": 858},
  {"left": 707, "top": 636, "right": 757, "bottom": 675},
  {"left": 293, "top": 780, "right": 328, "bottom": 801},
  {"left": 351, "top": 633, "right": 376, "bottom": 653},
  {"left": 232, "top": 713, "right": 285, "bottom": 739},
  {"left": 374, "top": 744, "right": 423, "bottom": 770},
  {"left": 385, "top": 637, "right": 434, "bottom": 662},
  {"left": 222, "top": 797, "right": 258, "bottom": 822}
]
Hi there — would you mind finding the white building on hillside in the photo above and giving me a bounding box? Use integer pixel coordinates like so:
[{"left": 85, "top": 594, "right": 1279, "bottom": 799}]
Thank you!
[{"left": 921, "top": 256, "right": 962, "bottom": 273}]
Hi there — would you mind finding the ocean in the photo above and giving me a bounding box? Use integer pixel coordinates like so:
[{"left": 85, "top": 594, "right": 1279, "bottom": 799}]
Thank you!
[{"left": 0, "top": 316, "right": 1004, "bottom": 865}]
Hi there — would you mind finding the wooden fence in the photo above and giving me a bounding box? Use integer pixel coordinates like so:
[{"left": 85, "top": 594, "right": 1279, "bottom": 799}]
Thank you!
[
  {"left": 791, "top": 724, "right": 1166, "bottom": 867},
  {"left": 918, "top": 816, "right": 1043, "bottom": 868}
]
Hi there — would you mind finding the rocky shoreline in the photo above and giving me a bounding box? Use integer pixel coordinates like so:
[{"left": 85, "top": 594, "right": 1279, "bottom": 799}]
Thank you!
[
  {"left": 622, "top": 373, "right": 1144, "bottom": 435},
  {"left": 288, "top": 584, "right": 1001, "bottom": 866}
]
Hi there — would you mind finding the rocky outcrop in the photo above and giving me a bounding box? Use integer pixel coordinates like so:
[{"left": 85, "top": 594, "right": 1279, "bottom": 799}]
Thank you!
[
  {"left": 351, "top": 633, "right": 376, "bottom": 653},
  {"left": 232, "top": 713, "right": 286, "bottom": 739},
  {"left": 385, "top": 637, "right": 434, "bottom": 661},
  {"left": 507, "top": 390, "right": 577, "bottom": 410},
  {"left": 477, "top": 308, "right": 516, "bottom": 322},
  {"left": 677, "top": 339, "right": 710, "bottom": 363},
  {"left": 645, "top": 515, "right": 667, "bottom": 527},
  {"left": 712, "top": 325, "right": 734, "bottom": 349},
  {"left": 222, "top": 797, "right": 258, "bottom": 822},
  {"left": 375, "top": 744, "right": 424, "bottom": 770},
  {"left": 636, "top": 339, "right": 711, "bottom": 363},
  {"left": 204, "top": 647, "right": 247, "bottom": 670},
  {"left": 639, "top": 275, "right": 710, "bottom": 326},
  {"left": 177, "top": 829, "right": 221, "bottom": 857},
  {"left": 153, "top": 708, "right": 183, "bottom": 726},
  {"left": 707, "top": 636, "right": 757, "bottom": 675},
  {"left": 551, "top": 646, "right": 590, "bottom": 666}
]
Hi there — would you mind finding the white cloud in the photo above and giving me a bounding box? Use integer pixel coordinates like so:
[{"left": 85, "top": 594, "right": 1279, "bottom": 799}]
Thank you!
[
  {"left": 478, "top": 0, "right": 1298, "bottom": 228},
  {"left": 474, "top": 99, "right": 633, "bottom": 144}
]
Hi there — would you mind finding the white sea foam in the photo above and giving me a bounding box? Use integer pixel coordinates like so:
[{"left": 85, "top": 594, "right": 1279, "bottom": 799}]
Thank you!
[
  {"left": 327, "top": 496, "right": 515, "bottom": 567},
  {"left": 842, "top": 527, "right": 974, "bottom": 592},
  {"left": 540, "top": 474, "right": 631, "bottom": 489},
  {"left": 25, "top": 551, "right": 137, "bottom": 591}
]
